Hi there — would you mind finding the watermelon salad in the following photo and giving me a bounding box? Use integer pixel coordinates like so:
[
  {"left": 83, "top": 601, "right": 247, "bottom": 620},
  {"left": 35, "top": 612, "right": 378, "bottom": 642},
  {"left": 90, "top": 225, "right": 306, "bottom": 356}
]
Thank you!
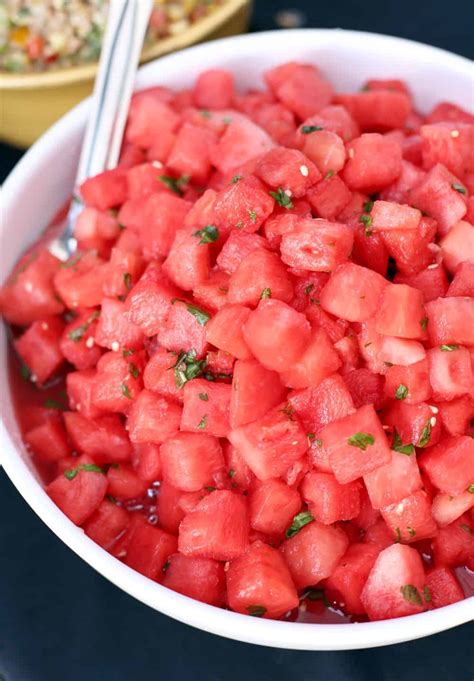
[{"left": 1, "top": 62, "right": 473, "bottom": 624}]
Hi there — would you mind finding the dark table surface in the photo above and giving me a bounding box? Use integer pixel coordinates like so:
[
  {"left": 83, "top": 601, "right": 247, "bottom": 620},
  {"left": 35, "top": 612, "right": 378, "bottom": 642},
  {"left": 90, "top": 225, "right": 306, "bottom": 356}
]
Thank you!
[{"left": 1, "top": 2, "right": 473, "bottom": 680}]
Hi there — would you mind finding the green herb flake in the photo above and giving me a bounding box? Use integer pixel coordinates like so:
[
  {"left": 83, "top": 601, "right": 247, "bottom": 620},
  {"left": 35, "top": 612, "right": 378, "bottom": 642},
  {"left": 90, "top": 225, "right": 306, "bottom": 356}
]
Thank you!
[
  {"left": 68, "top": 310, "right": 100, "bottom": 342},
  {"left": 300, "top": 588, "right": 330, "bottom": 607},
  {"left": 121, "top": 383, "right": 132, "bottom": 399},
  {"left": 407, "top": 526, "right": 416, "bottom": 538},
  {"left": 197, "top": 415, "right": 207, "bottom": 430},
  {"left": 363, "top": 200, "right": 374, "bottom": 213},
  {"left": 261, "top": 287, "right": 272, "bottom": 299},
  {"left": 400, "top": 584, "right": 423, "bottom": 606},
  {"left": 170, "top": 350, "right": 207, "bottom": 389},
  {"left": 128, "top": 363, "right": 140, "bottom": 379},
  {"left": 451, "top": 182, "right": 467, "bottom": 195},
  {"left": 204, "top": 486, "right": 216, "bottom": 492},
  {"left": 304, "top": 283, "right": 314, "bottom": 296},
  {"left": 301, "top": 125, "right": 323, "bottom": 134},
  {"left": 325, "top": 170, "right": 335, "bottom": 180},
  {"left": 231, "top": 175, "right": 242, "bottom": 184},
  {"left": 228, "top": 469, "right": 236, "bottom": 478},
  {"left": 60, "top": 252, "right": 83, "bottom": 269},
  {"left": 20, "top": 364, "right": 31, "bottom": 381},
  {"left": 235, "top": 220, "right": 243, "bottom": 229},
  {"left": 106, "top": 494, "right": 118, "bottom": 504},
  {"left": 279, "top": 404, "right": 295, "bottom": 421},
  {"left": 248, "top": 209, "right": 258, "bottom": 224},
  {"left": 200, "top": 109, "right": 211, "bottom": 118},
  {"left": 64, "top": 463, "right": 104, "bottom": 481},
  {"left": 420, "top": 317, "right": 428, "bottom": 331},
  {"left": 193, "top": 225, "right": 219, "bottom": 244},
  {"left": 395, "top": 527, "right": 401, "bottom": 543},
  {"left": 198, "top": 392, "right": 209, "bottom": 401},
  {"left": 391, "top": 427, "right": 415, "bottom": 456},
  {"left": 359, "top": 212, "right": 373, "bottom": 236},
  {"left": 460, "top": 523, "right": 472, "bottom": 534},
  {"left": 347, "top": 432, "right": 375, "bottom": 450},
  {"left": 440, "top": 344, "right": 459, "bottom": 352},
  {"left": 186, "top": 304, "right": 211, "bottom": 326},
  {"left": 418, "top": 421, "right": 432, "bottom": 448},
  {"left": 307, "top": 433, "right": 316, "bottom": 441},
  {"left": 423, "top": 586, "right": 432, "bottom": 603},
  {"left": 269, "top": 187, "right": 294, "bottom": 209},
  {"left": 395, "top": 384, "right": 409, "bottom": 400},
  {"left": 246, "top": 605, "right": 267, "bottom": 617},
  {"left": 467, "top": 484, "right": 474, "bottom": 494},
  {"left": 44, "top": 398, "right": 67, "bottom": 411},
  {"left": 123, "top": 272, "right": 132, "bottom": 290},
  {"left": 158, "top": 174, "right": 190, "bottom": 196},
  {"left": 286, "top": 511, "right": 315, "bottom": 538}
]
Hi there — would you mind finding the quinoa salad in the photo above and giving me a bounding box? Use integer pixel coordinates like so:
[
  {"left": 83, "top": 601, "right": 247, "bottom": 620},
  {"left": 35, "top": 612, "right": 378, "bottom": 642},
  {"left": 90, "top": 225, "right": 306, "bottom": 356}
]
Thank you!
[{"left": 0, "top": 0, "right": 225, "bottom": 73}]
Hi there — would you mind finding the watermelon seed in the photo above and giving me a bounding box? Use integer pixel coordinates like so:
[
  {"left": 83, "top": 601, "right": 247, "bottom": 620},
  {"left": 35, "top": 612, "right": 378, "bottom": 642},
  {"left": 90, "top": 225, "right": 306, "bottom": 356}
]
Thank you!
[{"left": 450, "top": 129, "right": 459, "bottom": 138}]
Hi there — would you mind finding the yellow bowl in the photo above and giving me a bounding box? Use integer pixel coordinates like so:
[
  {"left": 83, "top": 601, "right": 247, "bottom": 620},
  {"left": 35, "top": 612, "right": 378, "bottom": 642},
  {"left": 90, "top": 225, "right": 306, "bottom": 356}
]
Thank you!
[{"left": 0, "top": 0, "right": 252, "bottom": 148}]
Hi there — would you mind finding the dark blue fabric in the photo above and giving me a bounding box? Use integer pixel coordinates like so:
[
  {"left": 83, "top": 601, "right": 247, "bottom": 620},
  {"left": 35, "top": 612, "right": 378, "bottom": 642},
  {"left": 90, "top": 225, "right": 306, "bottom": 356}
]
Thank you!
[{"left": 1, "top": 3, "right": 473, "bottom": 679}]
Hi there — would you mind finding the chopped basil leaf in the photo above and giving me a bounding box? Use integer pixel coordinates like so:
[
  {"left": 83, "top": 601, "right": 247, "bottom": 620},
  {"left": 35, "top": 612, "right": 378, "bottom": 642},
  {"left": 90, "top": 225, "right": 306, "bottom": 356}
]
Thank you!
[
  {"left": 64, "top": 463, "right": 104, "bottom": 480},
  {"left": 222, "top": 116, "right": 232, "bottom": 125},
  {"left": 170, "top": 350, "right": 206, "bottom": 389},
  {"left": 158, "top": 174, "right": 189, "bottom": 196},
  {"left": 304, "top": 283, "right": 314, "bottom": 296},
  {"left": 467, "top": 484, "right": 474, "bottom": 494},
  {"left": 204, "top": 486, "right": 216, "bottom": 492},
  {"left": 61, "top": 252, "right": 83, "bottom": 269},
  {"left": 193, "top": 225, "right": 219, "bottom": 244},
  {"left": 324, "top": 170, "right": 335, "bottom": 179},
  {"left": 261, "top": 287, "right": 272, "bottom": 299},
  {"left": 307, "top": 433, "right": 316, "bottom": 441},
  {"left": 235, "top": 220, "right": 243, "bottom": 229},
  {"left": 395, "top": 384, "right": 409, "bottom": 400},
  {"left": 279, "top": 404, "right": 295, "bottom": 420},
  {"left": 407, "top": 526, "right": 416, "bottom": 537},
  {"left": 246, "top": 605, "right": 267, "bottom": 617},
  {"left": 68, "top": 310, "right": 100, "bottom": 342},
  {"left": 391, "top": 427, "right": 415, "bottom": 456},
  {"left": 200, "top": 109, "right": 211, "bottom": 118},
  {"left": 228, "top": 469, "right": 236, "bottom": 478},
  {"left": 420, "top": 317, "right": 428, "bottom": 331},
  {"left": 199, "top": 392, "right": 209, "bottom": 401},
  {"left": 359, "top": 212, "right": 373, "bottom": 236},
  {"left": 197, "top": 415, "right": 207, "bottom": 429},
  {"left": 186, "top": 304, "right": 211, "bottom": 326},
  {"left": 128, "top": 363, "right": 140, "bottom": 379},
  {"left": 418, "top": 421, "right": 432, "bottom": 448},
  {"left": 123, "top": 349, "right": 135, "bottom": 357},
  {"left": 286, "top": 511, "right": 314, "bottom": 538},
  {"left": 301, "top": 125, "right": 323, "bottom": 134},
  {"left": 269, "top": 187, "right": 294, "bottom": 209},
  {"left": 123, "top": 272, "right": 132, "bottom": 290},
  {"left": 347, "top": 432, "right": 375, "bottom": 450},
  {"left": 121, "top": 383, "right": 132, "bottom": 399},
  {"left": 363, "top": 200, "right": 374, "bottom": 213},
  {"left": 440, "top": 344, "right": 459, "bottom": 352},
  {"left": 106, "top": 494, "right": 118, "bottom": 504},
  {"left": 400, "top": 584, "right": 423, "bottom": 606},
  {"left": 460, "top": 523, "right": 472, "bottom": 534},
  {"left": 300, "top": 588, "right": 330, "bottom": 607},
  {"left": 20, "top": 364, "right": 31, "bottom": 380},
  {"left": 231, "top": 175, "right": 242, "bottom": 184},
  {"left": 423, "top": 586, "right": 432, "bottom": 602},
  {"left": 395, "top": 527, "right": 401, "bottom": 543},
  {"left": 248, "top": 209, "right": 258, "bottom": 223},
  {"left": 451, "top": 182, "right": 467, "bottom": 195},
  {"left": 44, "top": 398, "right": 67, "bottom": 411}
]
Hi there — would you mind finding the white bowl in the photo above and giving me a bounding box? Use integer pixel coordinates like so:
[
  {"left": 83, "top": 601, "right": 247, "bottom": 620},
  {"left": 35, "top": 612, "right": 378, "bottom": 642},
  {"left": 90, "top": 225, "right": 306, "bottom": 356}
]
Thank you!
[{"left": 1, "top": 29, "right": 473, "bottom": 650}]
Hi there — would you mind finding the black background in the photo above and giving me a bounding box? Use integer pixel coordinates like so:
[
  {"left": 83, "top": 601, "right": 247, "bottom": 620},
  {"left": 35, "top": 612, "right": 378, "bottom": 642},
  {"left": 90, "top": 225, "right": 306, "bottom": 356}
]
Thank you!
[{"left": 1, "top": 2, "right": 473, "bottom": 679}]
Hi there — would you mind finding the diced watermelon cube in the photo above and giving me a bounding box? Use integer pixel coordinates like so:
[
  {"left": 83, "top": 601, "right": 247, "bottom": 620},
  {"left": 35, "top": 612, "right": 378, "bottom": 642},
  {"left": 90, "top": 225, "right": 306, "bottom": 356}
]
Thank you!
[
  {"left": 324, "top": 543, "right": 381, "bottom": 615},
  {"left": 124, "top": 522, "right": 177, "bottom": 580},
  {"left": 363, "top": 450, "right": 423, "bottom": 510},
  {"left": 280, "top": 520, "right": 349, "bottom": 589},
  {"left": 25, "top": 417, "right": 70, "bottom": 462},
  {"left": 91, "top": 351, "right": 144, "bottom": 413},
  {"left": 320, "top": 263, "right": 387, "bottom": 322},
  {"left": 383, "top": 401, "right": 441, "bottom": 449},
  {"left": 352, "top": 224, "right": 389, "bottom": 276},
  {"left": 227, "top": 249, "right": 293, "bottom": 307},
  {"left": 126, "top": 162, "right": 164, "bottom": 199},
  {"left": 143, "top": 348, "right": 183, "bottom": 403},
  {"left": 64, "top": 411, "right": 132, "bottom": 462},
  {"left": 265, "top": 62, "right": 333, "bottom": 120},
  {"left": 301, "top": 130, "right": 346, "bottom": 176},
  {"left": 193, "top": 69, "right": 235, "bottom": 109},
  {"left": 15, "top": 316, "right": 64, "bottom": 385},
  {"left": 205, "top": 304, "right": 253, "bottom": 360},
  {"left": 431, "top": 492, "right": 474, "bottom": 527},
  {"left": 436, "top": 396, "right": 474, "bottom": 436},
  {"left": 279, "top": 328, "right": 341, "bottom": 389},
  {"left": 178, "top": 490, "right": 249, "bottom": 560},
  {"left": 229, "top": 402, "right": 308, "bottom": 481},
  {"left": 371, "top": 201, "right": 421, "bottom": 232},
  {"left": 139, "top": 192, "right": 192, "bottom": 259},
  {"left": 342, "top": 134, "right": 402, "bottom": 192},
  {"left": 335, "top": 90, "right": 411, "bottom": 131},
  {"left": 180, "top": 378, "right": 231, "bottom": 437},
  {"left": 344, "top": 367, "right": 385, "bottom": 409},
  {"left": 430, "top": 344, "right": 473, "bottom": 401},
  {"left": 427, "top": 102, "right": 474, "bottom": 125},
  {"left": 419, "top": 435, "right": 474, "bottom": 495},
  {"left": 375, "top": 284, "right": 426, "bottom": 340},
  {"left": 299, "top": 104, "right": 360, "bottom": 143},
  {"left": 288, "top": 372, "right": 355, "bottom": 434},
  {"left": 125, "top": 95, "right": 179, "bottom": 150},
  {"left": 60, "top": 309, "right": 102, "bottom": 371},
  {"left": 306, "top": 175, "right": 352, "bottom": 219},
  {"left": 280, "top": 218, "right": 354, "bottom": 273},
  {"left": 301, "top": 471, "right": 361, "bottom": 524},
  {"left": 131, "top": 442, "right": 162, "bottom": 482},
  {"left": 248, "top": 476, "right": 303, "bottom": 537},
  {"left": 384, "top": 359, "right": 432, "bottom": 405},
  {"left": 106, "top": 464, "right": 148, "bottom": 500},
  {"left": 216, "top": 231, "right": 269, "bottom": 274},
  {"left": 425, "top": 296, "right": 474, "bottom": 346},
  {"left": 380, "top": 216, "right": 437, "bottom": 276},
  {"left": 255, "top": 147, "right": 321, "bottom": 197},
  {"left": 54, "top": 250, "right": 107, "bottom": 309},
  {"left": 46, "top": 455, "right": 108, "bottom": 525},
  {"left": 380, "top": 336, "right": 426, "bottom": 367},
  {"left": 227, "top": 541, "right": 299, "bottom": 619},
  {"left": 124, "top": 262, "right": 179, "bottom": 337},
  {"left": 381, "top": 489, "right": 437, "bottom": 543},
  {"left": 94, "top": 298, "right": 144, "bottom": 351},
  {"left": 160, "top": 432, "right": 224, "bottom": 492},
  {"left": 230, "top": 359, "right": 287, "bottom": 428},
  {"left": 420, "top": 122, "right": 474, "bottom": 178},
  {"left": 379, "top": 160, "right": 426, "bottom": 204},
  {"left": 166, "top": 123, "right": 217, "bottom": 184},
  {"left": 394, "top": 264, "right": 449, "bottom": 303},
  {"left": 127, "top": 390, "right": 182, "bottom": 444},
  {"left": 66, "top": 369, "right": 104, "bottom": 420},
  {"left": 425, "top": 566, "right": 465, "bottom": 608},
  {"left": 162, "top": 227, "right": 211, "bottom": 291},
  {"left": 163, "top": 553, "right": 226, "bottom": 606},
  {"left": 360, "top": 544, "right": 427, "bottom": 620},
  {"left": 157, "top": 299, "right": 210, "bottom": 359},
  {"left": 83, "top": 499, "right": 130, "bottom": 550},
  {"left": 448, "top": 262, "right": 474, "bottom": 297},
  {"left": 319, "top": 404, "right": 392, "bottom": 484},
  {"left": 210, "top": 117, "right": 275, "bottom": 175},
  {"left": 408, "top": 164, "right": 467, "bottom": 236},
  {"left": 439, "top": 220, "right": 474, "bottom": 274},
  {"left": 80, "top": 168, "right": 128, "bottom": 210},
  {"left": 431, "top": 514, "right": 474, "bottom": 567},
  {"left": 213, "top": 176, "right": 275, "bottom": 234}
]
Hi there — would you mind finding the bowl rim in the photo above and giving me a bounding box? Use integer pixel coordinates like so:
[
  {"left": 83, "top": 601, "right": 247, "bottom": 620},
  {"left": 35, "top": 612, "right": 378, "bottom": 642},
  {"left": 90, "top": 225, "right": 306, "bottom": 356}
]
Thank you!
[
  {"left": 1, "top": 28, "right": 473, "bottom": 650},
  {"left": 0, "top": 0, "right": 250, "bottom": 90}
]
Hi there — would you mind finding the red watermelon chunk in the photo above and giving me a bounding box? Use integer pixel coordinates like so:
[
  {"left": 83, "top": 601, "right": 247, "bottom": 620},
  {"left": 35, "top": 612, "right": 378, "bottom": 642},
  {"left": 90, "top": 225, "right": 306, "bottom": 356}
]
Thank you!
[
  {"left": 106, "top": 464, "right": 148, "bottom": 500},
  {"left": 301, "top": 471, "right": 361, "bottom": 524},
  {"left": 216, "top": 230, "right": 269, "bottom": 274},
  {"left": 227, "top": 249, "right": 294, "bottom": 307},
  {"left": 343, "top": 368, "right": 385, "bottom": 410},
  {"left": 143, "top": 348, "right": 183, "bottom": 403},
  {"left": 375, "top": 283, "right": 426, "bottom": 339},
  {"left": 428, "top": 345, "right": 473, "bottom": 400},
  {"left": 181, "top": 378, "right": 231, "bottom": 437},
  {"left": 66, "top": 369, "right": 103, "bottom": 420},
  {"left": 301, "top": 130, "right": 346, "bottom": 176},
  {"left": 432, "top": 492, "right": 474, "bottom": 527},
  {"left": 127, "top": 389, "right": 182, "bottom": 444},
  {"left": 15, "top": 316, "right": 64, "bottom": 385},
  {"left": 325, "top": 543, "right": 381, "bottom": 615},
  {"left": 124, "top": 262, "right": 179, "bottom": 337},
  {"left": 162, "top": 227, "right": 211, "bottom": 291},
  {"left": 249, "top": 479, "right": 301, "bottom": 536},
  {"left": 91, "top": 351, "right": 144, "bottom": 413},
  {"left": 381, "top": 489, "right": 437, "bottom": 543},
  {"left": 25, "top": 417, "right": 70, "bottom": 462},
  {"left": 436, "top": 396, "right": 474, "bottom": 436},
  {"left": 213, "top": 176, "right": 275, "bottom": 234},
  {"left": 335, "top": 90, "right": 411, "bottom": 131},
  {"left": 320, "top": 263, "right": 388, "bottom": 322},
  {"left": 166, "top": 122, "right": 217, "bottom": 184},
  {"left": 408, "top": 164, "right": 467, "bottom": 236},
  {"left": 178, "top": 490, "right": 249, "bottom": 560},
  {"left": 425, "top": 566, "right": 465, "bottom": 608},
  {"left": 431, "top": 514, "right": 474, "bottom": 567},
  {"left": 280, "top": 218, "right": 354, "bottom": 273},
  {"left": 230, "top": 359, "right": 287, "bottom": 429},
  {"left": 80, "top": 168, "right": 128, "bottom": 211},
  {"left": 320, "top": 404, "right": 392, "bottom": 484},
  {"left": 205, "top": 304, "right": 253, "bottom": 360},
  {"left": 306, "top": 175, "right": 352, "bottom": 219},
  {"left": 138, "top": 192, "right": 192, "bottom": 259},
  {"left": 342, "top": 134, "right": 402, "bottom": 192},
  {"left": 125, "top": 95, "right": 179, "bottom": 151},
  {"left": 420, "top": 122, "right": 474, "bottom": 178},
  {"left": 95, "top": 297, "right": 144, "bottom": 351},
  {"left": 265, "top": 62, "right": 333, "bottom": 120},
  {"left": 131, "top": 442, "right": 162, "bottom": 483},
  {"left": 279, "top": 327, "right": 341, "bottom": 389},
  {"left": 383, "top": 401, "right": 441, "bottom": 449},
  {"left": 125, "top": 522, "right": 177, "bottom": 581},
  {"left": 163, "top": 553, "right": 226, "bottom": 606},
  {"left": 227, "top": 541, "right": 299, "bottom": 619},
  {"left": 425, "top": 296, "right": 474, "bottom": 346},
  {"left": 210, "top": 117, "right": 275, "bottom": 175},
  {"left": 363, "top": 450, "right": 423, "bottom": 510},
  {"left": 255, "top": 147, "right": 321, "bottom": 197},
  {"left": 384, "top": 359, "right": 432, "bottom": 405},
  {"left": 288, "top": 372, "right": 355, "bottom": 434},
  {"left": 439, "top": 220, "right": 474, "bottom": 274},
  {"left": 64, "top": 411, "right": 132, "bottom": 462},
  {"left": 420, "top": 435, "right": 474, "bottom": 495},
  {"left": 280, "top": 520, "right": 349, "bottom": 589},
  {"left": 193, "top": 69, "right": 235, "bottom": 109},
  {"left": 157, "top": 299, "right": 210, "bottom": 358},
  {"left": 371, "top": 201, "right": 421, "bottom": 232},
  {"left": 360, "top": 544, "right": 427, "bottom": 620},
  {"left": 447, "top": 262, "right": 474, "bottom": 297},
  {"left": 160, "top": 432, "right": 224, "bottom": 492},
  {"left": 84, "top": 499, "right": 130, "bottom": 550}
]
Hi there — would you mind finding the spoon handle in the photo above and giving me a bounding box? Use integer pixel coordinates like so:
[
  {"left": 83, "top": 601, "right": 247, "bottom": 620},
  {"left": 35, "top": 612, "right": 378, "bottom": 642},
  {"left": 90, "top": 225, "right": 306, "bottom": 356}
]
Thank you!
[{"left": 76, "top": 0, "right": 153, "bottom": 185}]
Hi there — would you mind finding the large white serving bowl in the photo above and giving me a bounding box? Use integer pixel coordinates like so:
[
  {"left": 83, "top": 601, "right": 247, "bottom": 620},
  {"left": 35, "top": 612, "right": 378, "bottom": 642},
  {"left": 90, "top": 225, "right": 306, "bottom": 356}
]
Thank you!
[{"left": 1, "top": 29, "right": 473, "bottom": 650}]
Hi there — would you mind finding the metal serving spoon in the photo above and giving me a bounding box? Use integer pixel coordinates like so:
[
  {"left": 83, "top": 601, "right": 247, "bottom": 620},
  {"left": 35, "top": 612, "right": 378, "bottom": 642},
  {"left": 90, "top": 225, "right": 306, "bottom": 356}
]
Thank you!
[{"left": 48, "top": 0, "right": 153, "bottom": 262}]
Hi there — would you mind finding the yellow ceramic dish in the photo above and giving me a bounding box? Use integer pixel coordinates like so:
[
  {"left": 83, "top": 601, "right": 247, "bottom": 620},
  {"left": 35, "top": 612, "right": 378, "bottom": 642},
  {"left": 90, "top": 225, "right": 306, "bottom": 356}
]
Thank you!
[{"left": 0, "top": 0, "right": 252, "bottom": 148}]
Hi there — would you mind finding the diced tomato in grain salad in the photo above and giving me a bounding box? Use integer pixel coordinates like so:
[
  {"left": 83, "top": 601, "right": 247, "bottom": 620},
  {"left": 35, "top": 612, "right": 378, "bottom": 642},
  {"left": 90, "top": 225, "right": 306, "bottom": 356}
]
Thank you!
[{"left": 2, "top": 64, "right": 473, "bottom": 624}]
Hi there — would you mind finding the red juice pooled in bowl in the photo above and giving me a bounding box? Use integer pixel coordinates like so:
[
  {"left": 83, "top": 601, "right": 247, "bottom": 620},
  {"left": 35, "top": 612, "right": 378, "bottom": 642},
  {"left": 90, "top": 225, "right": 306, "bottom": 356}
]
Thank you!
[{"left": 2, "top": 63, "right": 474, "bottom": 623}]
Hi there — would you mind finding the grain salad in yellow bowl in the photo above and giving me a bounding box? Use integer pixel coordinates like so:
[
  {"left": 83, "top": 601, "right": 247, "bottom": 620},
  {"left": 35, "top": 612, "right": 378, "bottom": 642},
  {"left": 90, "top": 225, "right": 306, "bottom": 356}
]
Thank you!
[{"left": 0, "top": 0, "right": 252, "bottom": 146}]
